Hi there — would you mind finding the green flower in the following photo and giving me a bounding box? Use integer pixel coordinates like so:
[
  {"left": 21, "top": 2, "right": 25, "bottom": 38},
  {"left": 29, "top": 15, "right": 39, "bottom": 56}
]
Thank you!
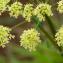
[
  {"left": 23, "top": 4, "right": 34, "bottom": 22},
  {"left": 34, "top": 3, "right": 53, "bottom": 21},
  {"left": 0, "top": 0, "right": 10, "bottom": 15},
  {"left": 55, "top": 26, "right": 63, "bottom": 47},
  {"left": 57, "top": 0, "right": 63, "bottom": 13},
  {"left": 0, "top": 25, "right": 14, "bottom": 48},
  {"left": 8, "top": 1, "right": 23, "bottom": 18},
  {"left": 20, "top": 28, "right": 41, "bottom": 52}
]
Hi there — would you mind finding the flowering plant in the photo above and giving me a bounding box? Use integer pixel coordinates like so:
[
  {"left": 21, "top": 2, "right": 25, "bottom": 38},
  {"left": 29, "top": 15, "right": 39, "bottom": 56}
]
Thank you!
[{"left": 0, "top": 0, "right": 63, "bottom": 63}]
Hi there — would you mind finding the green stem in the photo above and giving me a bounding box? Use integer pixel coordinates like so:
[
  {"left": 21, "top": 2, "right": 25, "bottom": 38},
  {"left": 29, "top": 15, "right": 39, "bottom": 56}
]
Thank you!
[
  {"left": 39, "top": 23, "right": 62, "bottom": 51},
  {"left": 45, "top": 14, "right": 56, "bottom": 37},
  {"left": 32, "top": 16, "right": 54, "bottom": 42},
  {"left": 32, "top": 16, "right": 62, "bottom": 52},
  {"left": 5, "top": 44, "right": 12, "bottom": 63}
]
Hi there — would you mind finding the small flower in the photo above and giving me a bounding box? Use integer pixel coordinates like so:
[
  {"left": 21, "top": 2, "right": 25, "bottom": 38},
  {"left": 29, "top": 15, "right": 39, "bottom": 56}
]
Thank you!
[
  {"left": 34, "top": 3, "right": 53, "bottom": 21},
  {"left": 57, "top": 0, "right": 63, "bottom": 13},
  {"left": 23, "top": 4, "right": 34, "bottom": 22},
  {"left": 0, "top": 25, "right": 14, "bottom": 48},
  {"left": 0, "top": 0, "right": 10, "bottom": 15},
  {"left": 55, "top": 25, "right": 63, "bottom": 47},
  {"left": 8, "top": 1, "right": 23, "bottom": 18},
  {"left": 20, "top": 28, "right": 41, "bottom": 52}
]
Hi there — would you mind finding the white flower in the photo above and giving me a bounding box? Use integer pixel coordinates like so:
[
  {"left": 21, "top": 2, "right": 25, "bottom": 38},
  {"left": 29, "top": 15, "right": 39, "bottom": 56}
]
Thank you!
[
  {"left": 23, "top": 4, "right": 34, "bottom": 22},
  {"left": 0, "top": 25, "right": 14, "bottom": 48},
  {"left": 57, "top": 0, "right": 63, "bottom": 13},
  {"left": 34, "top": 3, "right": 53, "bottom": 21},
  {"left": 8, "top": 1, "right": 23, "bottom": 18},
  {"left": 55, "top": 25, "right": 63, "bottom": 47},
  {"left": 0, "top": 0, "right": 10, "bottom": 15},
  {"left": 20, "top": 28, "right": 41, "bottom": 52}
]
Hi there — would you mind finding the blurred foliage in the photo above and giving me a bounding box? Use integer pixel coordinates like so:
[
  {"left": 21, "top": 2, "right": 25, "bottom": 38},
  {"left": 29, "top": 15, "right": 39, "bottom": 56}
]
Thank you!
[{"left": 0, "top": 39, "right": 63, "bottom": 63}]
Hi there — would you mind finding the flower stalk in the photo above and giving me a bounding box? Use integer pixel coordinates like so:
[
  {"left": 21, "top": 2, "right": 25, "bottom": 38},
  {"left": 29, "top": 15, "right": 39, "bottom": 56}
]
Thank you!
[{"left": 45, "top": 14, "right": 56, "bottom": 37}]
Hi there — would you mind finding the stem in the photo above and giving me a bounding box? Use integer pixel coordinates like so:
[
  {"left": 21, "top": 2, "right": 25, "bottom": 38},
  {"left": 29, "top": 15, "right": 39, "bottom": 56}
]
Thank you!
[
  {"left": 5, "top": 44, "right": 12, "bottom": 63},
  {"left": 45, "top": 14, "right": 56, "bottom": 37},
  {"left": 35, "top": 20, "right": 40, "bottom": 30},
  {"left": 12, "top": 21, "right": 26, "bottom": 29},
  {"left": 32, "top": 16, "right": 62, "bottom": 52},
  {"left": 32, "top": 16, "right": 54, "bottom": 42},
  {"left": 39, "top": 24, "right": 62, "bottom": 52}
]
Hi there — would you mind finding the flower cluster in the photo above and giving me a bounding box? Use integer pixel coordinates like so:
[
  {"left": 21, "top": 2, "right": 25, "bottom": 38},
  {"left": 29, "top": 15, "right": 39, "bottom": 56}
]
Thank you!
[
  {"left": 20, "top": 28, "right": 41, "bottom": 52},
  {"left": 0, "top": 0, "right": 53, "bottom": 22},
  {"left": 0, "top": 0, "right": 10, "bottom": 15},
  {"left": 23, "top": 4, "right": 34, "bottom": 22},
  {"left": 8, "top": 1, "right": 23, "bottom": 18},
  {"left": 34, "top": 3, "right": 53, "bottom": 21},
  {"left": 0, "top": 25, "right": 14, "bottom": 48},
  {"left": 55, "top": 26, "right": 63, "bottom": 47},
  {"left": 57, "top": 0, "right": 63, "bottom": 13}
]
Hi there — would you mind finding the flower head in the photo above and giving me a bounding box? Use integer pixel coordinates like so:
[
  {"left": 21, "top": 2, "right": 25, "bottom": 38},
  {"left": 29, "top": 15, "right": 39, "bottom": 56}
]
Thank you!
[
  {"left": 55, "top": 26, "right": 63, "bottom": 47},
  {"left": 20, "top": 28, "right": 41, "bottom": 52},
  {"left": 8, "top": 1, "right": 23, "bottom": 18},
  {"left": 0, "top": 0, "right": 10, "bottom": 15},
  {"left": 0, "top": 25, "right": 14, "bottom": 48},
  {"left": 23, "top": 4, "right": 34, "bottom": 22},
  {"left": 57, "top": 0, "right": 63, "bottom": 13},
  {"left": 34, "top": 3, "right": 53, "bottom": 21}
]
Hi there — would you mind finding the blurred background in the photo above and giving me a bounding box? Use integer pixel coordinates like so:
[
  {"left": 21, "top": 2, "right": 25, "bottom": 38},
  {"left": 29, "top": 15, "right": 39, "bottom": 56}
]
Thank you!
[{"left": 0, "top": 0, "right": 63, "bottom": 63}]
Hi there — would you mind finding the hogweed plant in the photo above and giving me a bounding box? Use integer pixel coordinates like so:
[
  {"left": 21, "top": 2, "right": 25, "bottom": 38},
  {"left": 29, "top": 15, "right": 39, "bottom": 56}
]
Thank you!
[
  {"left": 0, "top": 0, "right": 63, "bottom": 54},
  {"left": 8, "top": 1, "right": 23, "bottom": 18},
  {"left": 33, "top": 3, "right": 53, "bottom": 21},
  {"left": 55, "top": 25, "right": 63, "bottom": 47},
  {"left": 20, "top": 28, "right": 41, "bottom": 52},
  {"left": 0, "top": 0, "right": 10, "bottom": 15},
  {"left": 0, "top": 25, "right": 14, "bottom": 48},
  {"left": 57, "top": 0, "right": 63, "bottom": 13},
  {"left": 23, "top": 4, "right": 34, "bottom": 22}
]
